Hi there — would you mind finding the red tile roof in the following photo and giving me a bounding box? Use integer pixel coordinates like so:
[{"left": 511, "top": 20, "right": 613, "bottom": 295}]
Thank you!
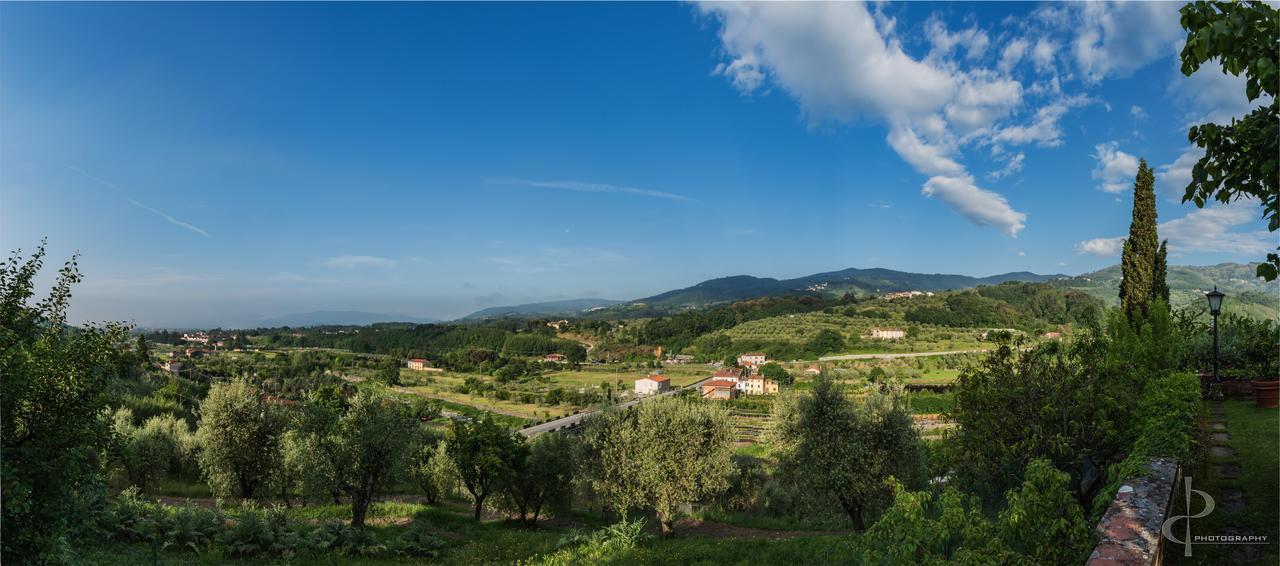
[
  {"left": 409, "top": 358, "right": 428, "bottom": 363},
  {"left": 713, "top": 369, "right": 741, "bottom": 378},
  {"left": 643, "top": 375, "right": 670, "bottom": 382},
  {"left": 703, "top": 379, "right": 737, "bottom": 388}
]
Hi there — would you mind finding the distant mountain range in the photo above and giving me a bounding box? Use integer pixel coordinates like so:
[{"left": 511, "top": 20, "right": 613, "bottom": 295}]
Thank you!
[
  {"left": 256, "top": 310, "right": 437, "bottom": 328},
  {"left": 461, "top": 299, "right": 624, "bottom": 321},
  {"left": 459, "top": 263, "right": 1277, "bottom": 321},
  {"left": 459, "top": 267, "right": 1067, "bottom": 319}
]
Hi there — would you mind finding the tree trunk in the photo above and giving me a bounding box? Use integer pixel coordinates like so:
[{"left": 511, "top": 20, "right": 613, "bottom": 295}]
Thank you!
[
  {"left": 839, "top": 496, "right": 866, "bottom": 531},
  {"left": 352, "top": 497, "right": 368, "bottom": 529},
  {"left": 473, "top": 494, "right": 486, "bottom": 521},
  {"left": 658, "top": 512, "right": 675, "bottom": 538}
]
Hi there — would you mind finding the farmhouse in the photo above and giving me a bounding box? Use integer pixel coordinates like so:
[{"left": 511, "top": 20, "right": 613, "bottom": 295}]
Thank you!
[
  {"left": 1041, "top": 331, "right": 1062, "bottom": 339},
  {"left": 667, "top": 354, "right": 695, "bottom": 364},
  {"left": 712, "top": 368, "right": 743, "bottom": 381},
  {"left": 407, "top": 358, "right": 431, "bottom": 371},
  {"left": 804, "top": 365, "right": 821, "bottom": 375},
  {"left": 544, "top": 353, "right": 567, "bottom": 363},
  {"left": 737, "top": 352, "right": 767, "bottom": 367},
  {"left": 700, "top": 379, "right": 739, "bottom": 400},
  {"left": 634, "top": 374, "right": 671, "bottom": 396},
  {"left": 546, "top": 320, "right": 570, "bottom": 331},
  {"left": 162, "top": 360, "right": 182, "bottom": 374},
  {"left": 742, "top": 377, "right": 779, "bottom": 396},
  {"left": 867, "top": 328, "right": 906, "bottom": 340}
]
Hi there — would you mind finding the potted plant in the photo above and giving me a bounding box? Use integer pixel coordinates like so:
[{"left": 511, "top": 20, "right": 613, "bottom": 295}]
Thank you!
[{"left": 1220, "top": 368, "right": 1254, "bottom": 398}]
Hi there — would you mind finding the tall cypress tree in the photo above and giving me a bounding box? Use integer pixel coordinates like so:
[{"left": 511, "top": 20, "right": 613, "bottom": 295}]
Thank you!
[
  {"left": 1119, "top": 159, "right": 1159, "bottom": 318},
  {"left": 1151, "top": 239, "right": 1170, "bottom": 305}
]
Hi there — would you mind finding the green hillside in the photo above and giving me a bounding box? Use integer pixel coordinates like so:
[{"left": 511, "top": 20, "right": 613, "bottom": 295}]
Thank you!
[{"left": 1053, "top": 263, "right": 1277, "bottom": 320}]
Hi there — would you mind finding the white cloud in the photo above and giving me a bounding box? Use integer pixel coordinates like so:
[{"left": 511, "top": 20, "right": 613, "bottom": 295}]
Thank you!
[
  {"left": 945, "top": 71, "right": 1023, "bottom": 136},
  {"left": 988, "top": 152, "right": 1025, "bottom": 180},
  {"left": 1171, "top": 59, "right": 1263, "bottom": 126},
  {"left": 712, "top": 54, "right": 766, "bottom": 92},
  {"left": 1031, "top": 39, "right": 1058, "bottom": 73},
  {"left": 1076, "top": 200, "right": 1271, "bottom": 257},
  {"left": 921, "top": 175, "right": 1027, "bottom": 236},
  {"left": 1129, "top": 105, "right": 1147, "bottom": 120},
  {"left": 926, "top": 18, "right": 990, "bottom": 61},
  {"left": 1073, "top": 1, "right": 1182, "bottom": 82},
  {"left": 885, "top": 122, "right": 964, "bottom": 177},
  {"left": 1157, "top": 147, "right": 1200, "bottom": 200},
  {"left": 1159, "top": 201, "right": 1273, "bottom": 255},
  {"left": 698, "top": 2, "right": 1031, "bottom": 235},
  {"left": 320, "top": 255, "right": 396, "bottom": 269},
  {"left": 488, "top": 178, "right": 692, "bottom": 201},
  {"left": 1091, "top": 141, "right": 1140, "bottom": 193},
  {"left": 1076, "top": 236, "right": 1125, "bottom": 256},
  {"left": 1017, "top": 251, "right": 1027, "bottom": 257},
  {"left": 990, "top": 94, "right": 1091, "bottom": 147},
  {"left": 698, "top": 2, "right": 954, "bottom": 122},
  {"left": 999, "top": 38, "right": 1029, "bottom": 73}
]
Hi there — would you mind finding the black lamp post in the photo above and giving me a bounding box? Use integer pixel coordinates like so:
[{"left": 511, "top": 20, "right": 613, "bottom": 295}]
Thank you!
[{"left": 1206, "top": 286, "right": 1225, "bottom": 390}]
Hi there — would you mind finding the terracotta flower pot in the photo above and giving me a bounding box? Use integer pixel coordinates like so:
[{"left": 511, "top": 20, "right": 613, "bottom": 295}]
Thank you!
[
  {"left": 1223, "top": 380, "right": 1254, "bottom": 398},
  {"left": 1253, "top": 380, "right": 1279, "bottom": 409}
]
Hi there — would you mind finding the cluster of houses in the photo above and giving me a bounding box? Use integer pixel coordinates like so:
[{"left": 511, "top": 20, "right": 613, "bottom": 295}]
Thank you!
[
  {"left": 880, "top": 290, "right": 935, "bottom": 300},
  {"left": 867, "top": 328, "right": 906, "bottom": 340},
  {"left": 635, "top": 352, "right": 784, "bottom": 401}
]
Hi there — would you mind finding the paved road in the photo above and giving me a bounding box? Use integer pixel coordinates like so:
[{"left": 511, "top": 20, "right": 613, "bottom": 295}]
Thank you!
[
  {"left": 519, "top": 376, "right": 713, "bottom": 437},
  {"left": 818, "top": 348, "right": 990, "bottom": 362}
]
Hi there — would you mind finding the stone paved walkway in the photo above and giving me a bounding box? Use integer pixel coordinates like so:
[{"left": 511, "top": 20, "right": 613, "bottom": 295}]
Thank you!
[{"left": 1203, "top": 401, "right": 1262, "bottom": 563}]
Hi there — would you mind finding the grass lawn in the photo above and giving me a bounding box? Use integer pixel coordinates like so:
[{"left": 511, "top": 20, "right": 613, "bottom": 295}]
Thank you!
[
  {"left": 1170, "top": 400, "right": 1279, "bottom": 565},
  {"left": 610, "top": 534, "right": 857, "bottom": 565},
  {"left": 906, "top": 369, "right": 960, "bottom": 384},
  {"left": 907, "top": 391, "right": 955, "bottom": 414}
]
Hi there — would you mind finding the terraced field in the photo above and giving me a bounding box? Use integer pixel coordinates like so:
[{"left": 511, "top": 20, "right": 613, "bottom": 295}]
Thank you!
[{"left": 715, "top": 312, "right": 988, "bottom": 354}]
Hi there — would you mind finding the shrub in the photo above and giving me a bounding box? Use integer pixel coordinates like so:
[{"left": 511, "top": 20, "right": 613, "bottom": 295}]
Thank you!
[
  {"left": 1090, "top": 371, "right": 1200, "bottom": 516},
  {"left": 395, "top": 518, "right": 447, "bottom": 558},
  {"left": 533, "top": 517, "right": 650, "bottom": 565}
]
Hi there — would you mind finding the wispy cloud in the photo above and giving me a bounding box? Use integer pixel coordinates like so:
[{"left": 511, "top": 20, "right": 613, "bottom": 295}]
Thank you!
[
  {"left": 487, "top": 178, "right": 693, "bottom": 201},
  {"left": 1075, "top": 200, "right": 1271, "bottom": 257},
  {"left": 319, "top": 255, "right": 397, "bottom": 269},
  {"left": 68, "top": 166, "right": 210, "bottom": 237}
]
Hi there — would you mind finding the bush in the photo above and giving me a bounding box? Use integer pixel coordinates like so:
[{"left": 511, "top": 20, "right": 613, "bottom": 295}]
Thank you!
[
  {"left": 395, "top": 518, "right": 447, "bottom": 558},
  {"left": 533, "top": 518, "right": 650, "bottom": 565},
  {"left": 1091, "top": 371, "right": 1200, "bottom": 516}
]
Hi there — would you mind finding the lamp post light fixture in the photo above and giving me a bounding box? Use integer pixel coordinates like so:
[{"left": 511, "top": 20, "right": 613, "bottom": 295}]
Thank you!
[{"left": 1206, "top": 286, "right": 1225, "bottom": 399}]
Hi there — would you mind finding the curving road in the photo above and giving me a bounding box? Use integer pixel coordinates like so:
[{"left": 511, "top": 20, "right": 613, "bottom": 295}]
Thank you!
[{"left": 519, "top": 376, "right": 713, "bottom": 437}]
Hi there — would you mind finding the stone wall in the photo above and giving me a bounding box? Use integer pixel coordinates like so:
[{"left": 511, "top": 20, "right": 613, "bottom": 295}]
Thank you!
[{"left": 1087, "top": 457, "right": 1180, "bottom": 566}]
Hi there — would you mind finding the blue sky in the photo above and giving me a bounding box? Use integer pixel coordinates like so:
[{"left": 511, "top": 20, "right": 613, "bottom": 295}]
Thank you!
[{"left": 1, "top": 2, "right": 1271, "bottom": 326}]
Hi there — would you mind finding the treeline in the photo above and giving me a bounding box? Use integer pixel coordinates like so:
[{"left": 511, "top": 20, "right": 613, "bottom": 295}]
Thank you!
[{"left": 904, "top": 282, "right": 1102, "bottom": 330}]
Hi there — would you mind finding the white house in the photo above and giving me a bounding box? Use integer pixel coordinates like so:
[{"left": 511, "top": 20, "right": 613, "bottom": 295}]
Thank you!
[
  {"left": 635, "top": 374, "right": 671, "bottom": 396},
  {"left": 737, "top": 352, "right": 767, "bottom": 367},
  {"left": 162, "top": 360, "right": 183, "bottom": 374},
  {"left": 868, "top": 328, "right": 906, "bottom": 340}
]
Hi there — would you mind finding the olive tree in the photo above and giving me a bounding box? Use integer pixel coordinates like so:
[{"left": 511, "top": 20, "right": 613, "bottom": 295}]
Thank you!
[
  {"left": 770, "top": 376, "right": 925, "bottom": 530},
  {"left": 582, "top": 396, "right": 734, "bottom": 537},
  {"left": 502, "top": 432, "right": 578, "bottom": 527},
  {"left": 196, "top": 378, "right": 287, "bottom": 500},
  {"left": 448, "top": 416, "right": 521, "bottom": 520},
  {"left": 310, "top": 389, "right": 419, "bottom": 528},
  {"left": 409, "top": 434, "right": 456, "bottom": 505}
]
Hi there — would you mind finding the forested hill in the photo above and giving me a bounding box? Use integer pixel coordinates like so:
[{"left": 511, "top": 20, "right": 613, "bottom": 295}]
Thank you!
[
  {"left": 461, "top": 267, "right": 1065, "bottom": 320},
  {"left": 1052, "top": 263, "right": 1277, "bottom": 320}
]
